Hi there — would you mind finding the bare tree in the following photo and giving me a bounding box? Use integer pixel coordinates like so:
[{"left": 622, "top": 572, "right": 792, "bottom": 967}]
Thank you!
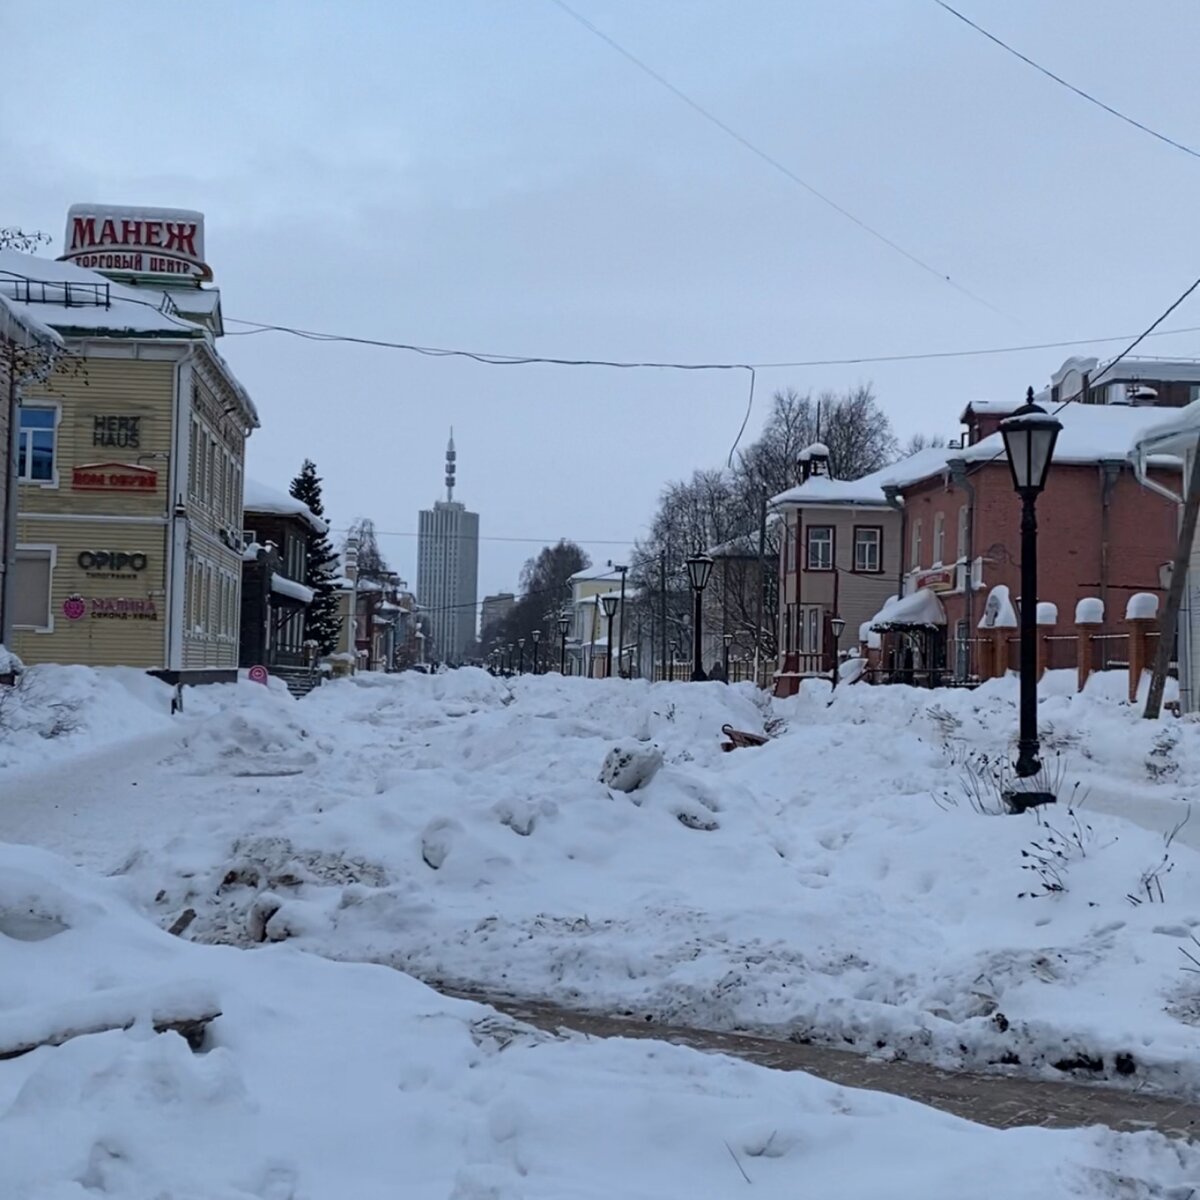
[
  {"left": 900, "top": 432, "right": 948, "bottom": 457},
  {"left": 345, "top": 518, "right": 390, "bottom": 582},
  {"left": 815, "top": 385, "right": 898, "bottom": 480}
]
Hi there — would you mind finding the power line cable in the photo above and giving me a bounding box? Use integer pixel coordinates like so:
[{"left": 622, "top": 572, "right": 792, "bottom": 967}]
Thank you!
[
  {"left": 960, "top": 273, "right": 1200, "bottom": 479},
  {"left": 548, "top": 0, "right": 1004, "bottom": 316},
  {"left": 222, "top": 314, "right": 1200, "bottom": 371},
  {"left": 933, "top": 1, "right": 1200, "bottom": 162}
]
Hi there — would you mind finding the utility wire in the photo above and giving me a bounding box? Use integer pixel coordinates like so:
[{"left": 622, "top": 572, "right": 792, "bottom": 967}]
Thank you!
[
  {"left": 934, "top": 0, "right": 1200, "bottom": 162},
  {"left": 549, "top": 0, "right": 1003, "bottom": 317},
  {"left": 223, "top": 314, "right": 1200, "bottom": 372}
]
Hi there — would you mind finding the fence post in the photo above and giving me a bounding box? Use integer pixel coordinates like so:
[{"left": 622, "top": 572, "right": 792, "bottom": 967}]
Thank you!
[
  {"left": 1035, "top": 603, "right": 1057, "bottom": 681},
  {"left": 1074, "top": 598, "right": 1103, "bottom": 694},
  {"left": 1126, "top": 593, "right": 1160, "bottom": 704},
  {"left": 991, "top": 628, "right": 1008, "bottom": 678}
]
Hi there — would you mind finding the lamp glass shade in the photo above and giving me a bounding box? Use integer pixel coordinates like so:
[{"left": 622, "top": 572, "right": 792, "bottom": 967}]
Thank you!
[
  {"left": 723, "top": 632, "right": 734, "bottom": 646},
  {"left": 1001, "top": 398, "right": 1061, "bottom": 495},
  {"left": 557, "top": 614, "right": 571, "bottom": 635},
  {"left": 601, "top": 595, "right": 619, "bottom": 617},
  {"left": 830, "top": 617, "right": 846, "bottom": 640},
  {"left": 685, "top": 552, "right": 714, "bottom": 592},
  {"left": 531, "top": 629, "right": 541, "bottom": 644},
  {"left": 517, "top": 637, "right": 525, "bottom": 648}
]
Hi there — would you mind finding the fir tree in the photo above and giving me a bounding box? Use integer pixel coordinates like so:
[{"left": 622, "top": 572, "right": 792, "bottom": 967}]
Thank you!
[{"left": 289, "top": 459, "right": 343, "bottom": 654}]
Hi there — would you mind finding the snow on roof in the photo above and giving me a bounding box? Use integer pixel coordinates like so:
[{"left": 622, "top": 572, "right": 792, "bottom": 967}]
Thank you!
[
  {"left": 706, "top": 519, "right": 782, "bottom": 558},
  {"left": 958, "top": 399, "right": 1023, "bottom": 422},
  {"left": 243, "top": 478, "right": 328, "bottom": 534},
  {"left": 1134, "top": 399, "right": 1200, "bottom": 456},
  {"left": 771, "top": 447, "right": 952, "bottom": 508},
  {"left": 0, "top": 249, "right": 205, "bottom": 339},
  {"left": 889, "top": 403, "right": 1184, "bottom": 493},
  {"left": 0, "top": 290, "right": 64, "bottom": 350},
  {"left": 870, "top": 588, "right": 946, "bottom": 630},
  {"left": 270, "top": 573, "right": 314, "bottom": 605},
  {"left": 797, "top": 442, "right": 829, "bottom": 462},
  {"left": 569, "top": 566, "right": 624, "bottom": 584}
]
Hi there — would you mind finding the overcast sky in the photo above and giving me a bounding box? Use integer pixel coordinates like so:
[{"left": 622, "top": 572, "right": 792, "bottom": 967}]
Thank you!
[{"left": 4, "top": 1, "right": 1200, "bottom": 598}]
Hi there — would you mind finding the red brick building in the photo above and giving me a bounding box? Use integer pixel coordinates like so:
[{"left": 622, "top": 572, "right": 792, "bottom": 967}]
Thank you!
[{"left": 889, "top": 399, "right": 1180, "bottom": 680}]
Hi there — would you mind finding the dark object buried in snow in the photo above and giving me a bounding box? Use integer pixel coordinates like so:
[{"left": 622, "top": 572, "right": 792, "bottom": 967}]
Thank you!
[{"left": 721, "top": 724, "right": 768, "bottom": 752}]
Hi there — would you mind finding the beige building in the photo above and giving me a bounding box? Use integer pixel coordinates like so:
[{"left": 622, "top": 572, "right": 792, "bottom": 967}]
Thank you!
[{"left": 1, "top": 207, "right": 258, "bottom": 673}]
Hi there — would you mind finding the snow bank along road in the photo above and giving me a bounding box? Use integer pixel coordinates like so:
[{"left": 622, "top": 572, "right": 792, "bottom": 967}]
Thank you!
[{"left": 4, "top": 665, "right": 1200, "bottom": 1195}]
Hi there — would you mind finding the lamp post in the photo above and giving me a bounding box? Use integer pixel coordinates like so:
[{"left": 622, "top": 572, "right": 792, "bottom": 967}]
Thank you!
[
  {"left": 506, "top": 643, "right": 514, "bottom": 674},
  {"left": 1000, "top": 387, "right": 1062, "bottom": 788},
  {"left": 558, "top": 611, "right": 571, "bottom": 675},
  {"left": 722, "top": 631, "right": 733, "bottom": 681},
  {"left": 517, "top": 637, "right": 526, "bottom": 674},
  {"left": 829, "top": 615, "right": 846, "bottom": 691},
  {"left": 685, "top": 551, "right": 714, "bottom": 682},
  {"left": 601, "top": 594, "right": 619, "bottom": 678},
  {"left": 531, "top": 629, "right": 541, "bottom": 675}
]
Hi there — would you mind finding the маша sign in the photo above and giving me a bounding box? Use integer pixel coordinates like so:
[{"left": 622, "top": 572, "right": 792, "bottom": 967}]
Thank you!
[{"left": 60, "top": 205, "right": 211, "bottom": 280}]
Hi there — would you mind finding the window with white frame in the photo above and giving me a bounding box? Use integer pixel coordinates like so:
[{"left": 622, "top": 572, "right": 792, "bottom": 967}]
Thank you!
[
  {"left": 784, "top": 519, "right": 796, "bottom": 573},
  {"left": 957, "top": 505, "right": 969, "bottom": 561},
  {"left": 911, "top": 518, "right": 923, "bottom": 569},
  {"left": 805, "top": 608, "right": 820, "bottom": 654},
  {"left": 853, "top": 526, "right": 881, "bottom": 573},
  {"left": 12, "top": 545, "right": 54, "bottom": 631},
  {"left": 17, "top": 407, "right": 57, "bottom": 483},
  {"left": 806, "top": 526, "right": 833, "bottom": 571},
  {"left": 189, "top": 419, "right": 200, "bottom": 498},
  {"left": 933, "top": 513, "right": 945, "bottom": 566}
]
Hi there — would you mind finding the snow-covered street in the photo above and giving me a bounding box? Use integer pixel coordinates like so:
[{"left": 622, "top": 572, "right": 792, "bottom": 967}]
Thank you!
[{"left": 5, "top": 665, "right": 1200, "bottom": 1196}]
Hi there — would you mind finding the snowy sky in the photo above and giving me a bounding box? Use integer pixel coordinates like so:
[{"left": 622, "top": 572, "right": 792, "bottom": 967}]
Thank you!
[{"left": 4, "top": 1, "right": 1200, "bottom": 599}]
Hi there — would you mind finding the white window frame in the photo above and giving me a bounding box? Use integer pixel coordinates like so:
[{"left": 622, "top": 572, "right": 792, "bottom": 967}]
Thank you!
[
  {"left": 12, "top": 543, "right": 57, "bottom": 633},
  {"left": 853, "top": 527, "right": 881, "bottom": 573},
  {"left": 16, "top": 404, "right": 61, "bottom": 488},
  {"left": 933, "top": 513, "right": 945, "bottom": 567},
  {"left": 957, "top": 505, "right": 969, "bottom": 561},
  {"left": 911, "top": 518, "right": 923, "bottom": 570},
  {"left": 806, "top": 526, "right": 833, "bottom": 572}
]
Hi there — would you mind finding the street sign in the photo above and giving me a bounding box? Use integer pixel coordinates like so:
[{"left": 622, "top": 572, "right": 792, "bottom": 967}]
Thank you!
[{"left": 248, "top": 664, "right": 269, "bottom": 685}]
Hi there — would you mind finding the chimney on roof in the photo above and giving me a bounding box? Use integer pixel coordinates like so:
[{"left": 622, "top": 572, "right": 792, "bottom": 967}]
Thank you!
[
  {"left": 344, "top": 536, "right": 359, "bottom": 583},
  {"left": 797, "top": 442, "right": 830, "bottom": 484}
]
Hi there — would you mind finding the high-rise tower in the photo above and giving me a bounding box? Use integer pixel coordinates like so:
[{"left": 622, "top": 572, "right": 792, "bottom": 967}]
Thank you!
[{"left": 416, "top": 430, "right": 480, "bottom": 663}]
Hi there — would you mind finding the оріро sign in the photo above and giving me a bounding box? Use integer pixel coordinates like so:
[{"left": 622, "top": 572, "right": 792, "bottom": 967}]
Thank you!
[
  {"left": 71, "top": 462, "right": 158, "bottom": 492},
  {"left": 77, "top": 551, "right": 148, "bottom": 575},
  {"left": 59, "top": 205, "right": 211, "bottom": 281}
]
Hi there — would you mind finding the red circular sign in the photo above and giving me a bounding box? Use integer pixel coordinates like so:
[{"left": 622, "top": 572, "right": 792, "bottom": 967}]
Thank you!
[
  {"left": 63, "top": 595, "right": 86, "bottom": 621},
  {"left": 248, "top": 664, "right": 269, "bottom": 685}
]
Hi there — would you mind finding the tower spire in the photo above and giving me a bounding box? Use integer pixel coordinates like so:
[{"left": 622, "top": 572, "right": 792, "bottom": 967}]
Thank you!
[{"left": 445, "top": 427, "right": 457, "bottom": 502}]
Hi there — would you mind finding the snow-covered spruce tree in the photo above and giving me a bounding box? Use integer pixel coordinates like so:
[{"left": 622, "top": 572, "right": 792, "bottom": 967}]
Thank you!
[{"left": 288, "top": 459, "right": 343, "bottom": 654}]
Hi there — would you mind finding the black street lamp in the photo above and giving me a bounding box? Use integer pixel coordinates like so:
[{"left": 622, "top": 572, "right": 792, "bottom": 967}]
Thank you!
[
  {"left": 685, "top": 551, "right": 714, "bottom": 682},
  {"left": 517, "top": 636, "right": 526, "bottom": 674},
  {"left": 722, "top": 631, "right": 733, "bottom": 681},
  {"left": 557, "top": 610, "right": 571, "bottom": 675},
  {"left": 601, "top": 594, "right": 619, "bottom": 678},
  {"left": 1000, "top": 387, "right": 1062, "bottom": 788},
  {"left": 531, "top": 629, "right": 541, "bottom": 675},
  {"left": 829, "top": 615, "right": 846, "bottom": 691}
]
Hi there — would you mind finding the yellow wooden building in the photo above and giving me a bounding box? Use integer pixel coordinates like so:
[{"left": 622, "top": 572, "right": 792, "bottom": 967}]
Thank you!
[{"left": 2, "top": 206, "right": 258, "bottom": 673}]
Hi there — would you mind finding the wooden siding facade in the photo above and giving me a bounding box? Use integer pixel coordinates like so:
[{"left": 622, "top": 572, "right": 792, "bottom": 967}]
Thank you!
[{"left": 11, "top": 338, "right": 253, "bottom": 669}]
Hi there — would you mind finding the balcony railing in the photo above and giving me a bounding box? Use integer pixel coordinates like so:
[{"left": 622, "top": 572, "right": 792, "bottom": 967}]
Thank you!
[{"left": 0, "top": 277, "right": 111, "bottom": 308}]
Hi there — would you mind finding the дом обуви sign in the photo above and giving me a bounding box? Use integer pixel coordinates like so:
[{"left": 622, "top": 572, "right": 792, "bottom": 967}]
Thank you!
[
  {"left": 71, "top": 462, "right": 158, "bottom": 492},
  {"left": 59, "top": 205, "right": 211, "bottom": 280}
]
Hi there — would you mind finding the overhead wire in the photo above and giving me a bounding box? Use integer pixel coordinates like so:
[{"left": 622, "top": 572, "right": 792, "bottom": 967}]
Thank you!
[
  {"left": 548, "top": 0, "right": 1004, "bottom": 317},
  {"left": 933, "top": 1, "right": 1200, "bottom": 162}
]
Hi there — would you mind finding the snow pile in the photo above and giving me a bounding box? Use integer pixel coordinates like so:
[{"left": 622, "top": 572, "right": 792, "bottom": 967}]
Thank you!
[
  {"left": 6, "top": 843, "right": 1193, "bottom": 1197},
  {"left": 0, "top": 645, "right": 24, "bottom": 677},
  {"left": 13, "top": 668, "right": 1200, "bottom": 1105},
  {"left": 1076, "top": 598, "right": 1104, "bottom": 625},
  {"left": 0, "top": 666, "right": 176, "bottom": 771},
  {"left": 1036, "top": 602, "right": 1058, "bottom": 626}
]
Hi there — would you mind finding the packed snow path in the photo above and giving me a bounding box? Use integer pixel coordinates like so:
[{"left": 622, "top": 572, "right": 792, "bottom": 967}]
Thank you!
[{"left": 458, "top": 991, "right": 1200, "bottom": 1139}]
